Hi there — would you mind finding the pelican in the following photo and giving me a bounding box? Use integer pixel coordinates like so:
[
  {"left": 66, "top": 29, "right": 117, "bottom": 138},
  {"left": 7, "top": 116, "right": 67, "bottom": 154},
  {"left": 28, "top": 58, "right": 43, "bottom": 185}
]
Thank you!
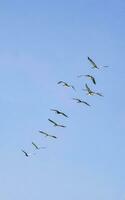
[
  {"left": 50, "top": 109, "right": 68, "bottom": 118},
  {"left": 88, "top": 57, "right": 108, "bottom": 69},
  {"left": 57, "top": 81, "right": 75, "bottom": 91},
  {"left": 48, "top": 118, "right": 66, "bottom": 128},
  {"left": 39, "top": 131, "right": 57, "bottom": 139},
  {"left": 32, "top": 142, "right": 46, "bottom": 150},
  {"left": 73, "top": 98, "right": 91, "bottom": 106},
  {"left": 84, "top": 84, "right": 104, "bottom": 97},
  {"left": 21, "top": 149, "right": 31, "bottom": 157}
]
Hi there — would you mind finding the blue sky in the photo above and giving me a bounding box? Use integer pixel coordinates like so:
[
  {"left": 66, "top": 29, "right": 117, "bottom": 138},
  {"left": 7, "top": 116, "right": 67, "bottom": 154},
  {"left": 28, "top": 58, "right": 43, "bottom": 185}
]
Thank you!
[{"left": 0, "top": 0, "right": 125, "bottom": 199}]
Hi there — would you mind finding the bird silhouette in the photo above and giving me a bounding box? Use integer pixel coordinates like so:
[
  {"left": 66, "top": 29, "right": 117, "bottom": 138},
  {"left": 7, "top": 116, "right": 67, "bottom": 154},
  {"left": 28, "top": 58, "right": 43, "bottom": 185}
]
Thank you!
[
  {"left": 57, "top": 81, "right": 75, "bottom": 91},
  {"left": 48, "top": 118, "right": 66, "bottom": 128},
  {"left": 50, "top": 109, "right": 68, "bottom": 118},
  {"left": 39, "top": 131, "right": 57, "bottom": 139},
  {"left": 84, "top": 84, "right": 104, "bottom": 97},
  {"left": 88, "top": 57, "right": 108, "bottom": 69},
  {"left": 73, "top": 98, "right": 91, "bottom": 106}
]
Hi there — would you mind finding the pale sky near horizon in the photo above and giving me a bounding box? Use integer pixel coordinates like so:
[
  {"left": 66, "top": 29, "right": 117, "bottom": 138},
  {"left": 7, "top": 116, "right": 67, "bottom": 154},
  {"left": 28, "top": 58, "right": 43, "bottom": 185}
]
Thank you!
[{"left": 0, "top": 0, "right": 125, "bottom": 199}]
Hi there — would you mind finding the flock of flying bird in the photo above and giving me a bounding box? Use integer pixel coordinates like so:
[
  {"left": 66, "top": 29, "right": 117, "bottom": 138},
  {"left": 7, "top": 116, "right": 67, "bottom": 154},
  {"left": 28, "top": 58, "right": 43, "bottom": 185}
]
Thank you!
[{"left": 21, "top": 57, "right": 108, "bottom": 157}]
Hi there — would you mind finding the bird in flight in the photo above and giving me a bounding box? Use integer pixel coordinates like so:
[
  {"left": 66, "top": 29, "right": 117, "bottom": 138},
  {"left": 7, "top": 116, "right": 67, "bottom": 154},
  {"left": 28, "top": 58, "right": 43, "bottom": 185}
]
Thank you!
[
  {"left": 77, "top": 74, "right": 96, "bottom": 85},
  {"left": 73, "top": 98, "right": 91, "bottom": 106},
  {"left": 88, "top": 57, "right": 108, "bottom": 69},
  {"left": 48, "top": 118, "right": 66, "bottom": 128},
  {"left": 21, "top": 149, "right": 31, "bottom": 157},
  {"left": 50, "top": 109, "right": 68, "bottom": 118},
  {"left": 57, "top": 81, "right": 75, "bottom": 91},
  {"left": 32, "top": 142, "right": 46, "bottom": 150},
  {"left": 84, "top": 84, "right": 104, "bottom": 97},
  {"left": 39, "top": 131, "right": 57, "bottom": 139}
]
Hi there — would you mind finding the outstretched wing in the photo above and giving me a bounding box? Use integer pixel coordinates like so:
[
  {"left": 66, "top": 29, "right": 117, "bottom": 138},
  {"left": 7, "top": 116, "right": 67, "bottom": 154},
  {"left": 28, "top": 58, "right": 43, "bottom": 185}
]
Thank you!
[
  {"left": 88, "top": 57, "right": 97, "bottom": 67},
  {"left": 48, "top": 118, "right": 57, "bottom": 126},
  {"left": 32, "top": 142, "right": 39, "bottom": 149},
  {"left": 96, "top": 92, "right": 104, "bottom": 97},
  {"left": 51, "top": 135, "right": 57, "bottom": 139},
  {"left": 58, "top": 124, "right": 66, "bottom": 128},
  {"left": 60, "top": 111, "right": 68, "bottom": 118},
  {"left": 82, "top": 101, "right": 91, "bottom": 106},
  {"left": 50, "top": 109, "right": 58, "bottom": 112},
  {"left": 21, "top": 149, "right": 29, "bottom": 157},
  {"left": 77, "top": 75, "right": 84, "bottom": 78},
  {"left": 57, "top": 81, "right": 64, "bottom": 84},
  {"left": 91, "top": 76, "right": 96, "bottom": 84},
  {"left": 39, "top": 131, "right": 48, "bottom": 136},
  {"left": 85, "top": 84, "right": 92, "bottom": 92}
]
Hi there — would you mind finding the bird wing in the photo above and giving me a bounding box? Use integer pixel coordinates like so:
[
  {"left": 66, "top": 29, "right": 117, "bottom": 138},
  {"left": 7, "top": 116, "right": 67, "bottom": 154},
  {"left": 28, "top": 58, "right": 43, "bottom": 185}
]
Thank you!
[
  {"left": 101, "top": 65, "right": 109, "bottom": 68},
  {"left": 32, "top": 142, "right": 39, "bottom": 149},
  {"left": 39, "top": 131, "right": 48, "bottom": 136},
  {"left": 83, "top": 101, "right": 91, "bottom": 106},
  {"left": 51, "top": 135, "right": 57, "bottom": 139},
  {"left": 72, "top": 98, "right": 80, "bottom": 102},
  {"left": 96, "top": 92, "right": 104, "bottom": 97},
  {"left": 21, "top": 149, "right": 28, "bottom": 156},
  {"left": 71, "top": 85, "right": 76, "bottom": 90},
  {"left": 91, "top": 76, "right": 96, "bottom": 84},
  {"left": 77, "top": 75, "right": 84, "bottom": 78},
  {"left": 57, "top": 81, "right": 64, "bottom": 84},
  {"left": 48, "top": 118, "right": 57, "bottom": 126},
  {"left": 88, "top": 57, "right": 97, "bottom": 68},
  {"left": 60, "top": 111, "right": 68, "bottom": 117},
  {"left": 50, "top": 109, "right": 58, "bottom": 112},
  {"left": 85, "top": 84, "right": 92, "bottom": 92},
  {"left": 58, "top": 124, "right": 66, "bottom": 128}
]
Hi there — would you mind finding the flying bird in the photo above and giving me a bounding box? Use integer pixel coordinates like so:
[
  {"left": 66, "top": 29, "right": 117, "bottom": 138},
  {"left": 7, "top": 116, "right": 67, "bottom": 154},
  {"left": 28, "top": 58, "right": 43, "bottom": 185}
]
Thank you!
[
  {"left": 48, "top": 118, "right": 66, "bottom": 128},
  {"left": 57, "top": 81, "right": 75, "bottom": 91},
  {"left": 88, "top": 57, "right": 108, "bottom": 69},
  {"left": 73, "top": 98, "right": 91, "bottom": 106},
  {"left": 21, "top": 149, "right": 31, "bottom": 157},
  {"left": 39, "top": 131, "right": 57, "bottom": 139},
  {"left": 50, "top": 109, "right": 68, "bottom": 118},
  {"left": 84, "top": 84, "right": 104, "bottom": 97},
  {"left": 77, "top": 74, "right": 96, "bottom": 84},
  {"left": 32, "top": 142, "right": 46, "bottom": 150}
]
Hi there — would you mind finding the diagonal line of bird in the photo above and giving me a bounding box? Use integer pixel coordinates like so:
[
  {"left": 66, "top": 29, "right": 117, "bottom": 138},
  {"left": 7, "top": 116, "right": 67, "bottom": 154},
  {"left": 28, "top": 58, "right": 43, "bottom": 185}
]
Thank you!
[{"left": 21, "top": 56, "right": 108, "bottom": 157}]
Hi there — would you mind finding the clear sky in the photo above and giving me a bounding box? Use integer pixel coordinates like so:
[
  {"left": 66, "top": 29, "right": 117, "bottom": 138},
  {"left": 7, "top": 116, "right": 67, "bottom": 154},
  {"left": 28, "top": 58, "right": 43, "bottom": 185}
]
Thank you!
[{"left": 0, "top": 0, "right": 125, "bottom": 199}]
